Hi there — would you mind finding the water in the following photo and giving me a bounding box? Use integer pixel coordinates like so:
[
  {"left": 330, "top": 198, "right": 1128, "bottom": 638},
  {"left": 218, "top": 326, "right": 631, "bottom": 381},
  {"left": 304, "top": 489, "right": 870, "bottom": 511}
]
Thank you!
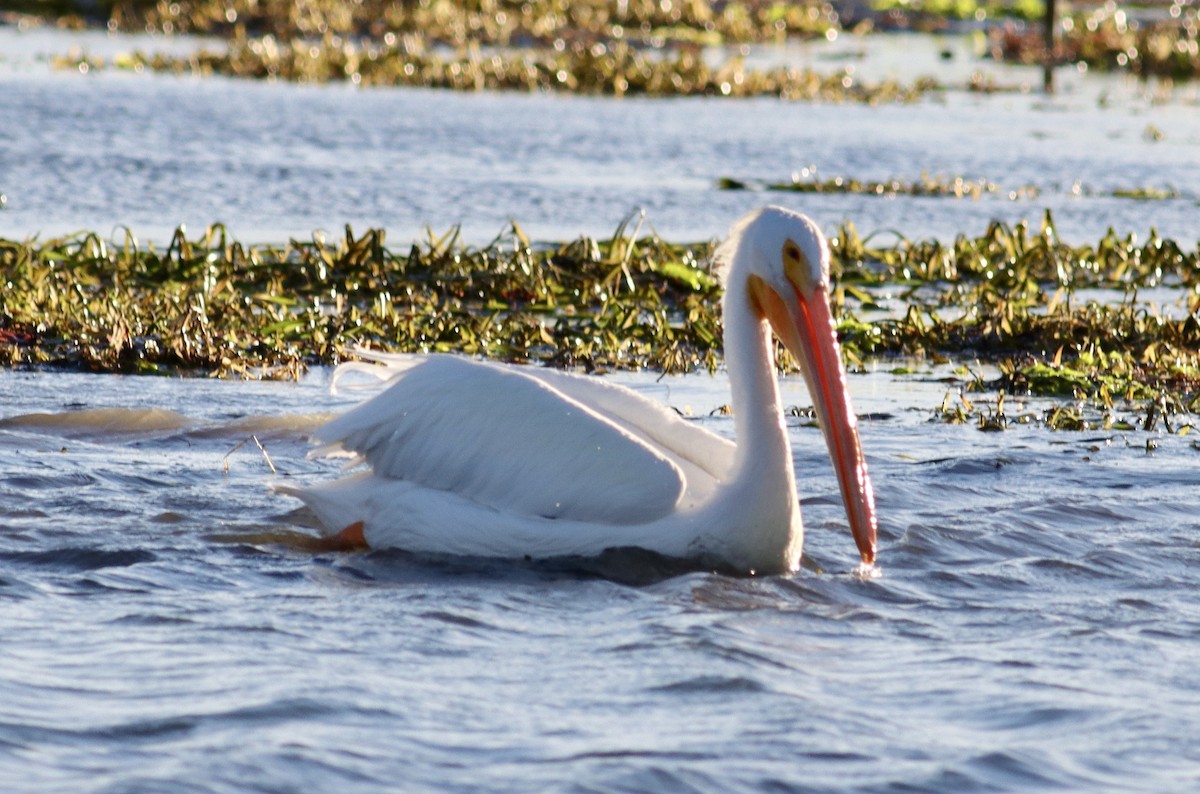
[
  {"left": 2, "top": 24, "right": 1200, "bottom": 793},
  {"left": 2, "top": 26, "right": 1199, "bottom": 245},
  {"left": 1, "top": 368, "right": 1199, "bottom": 791}
]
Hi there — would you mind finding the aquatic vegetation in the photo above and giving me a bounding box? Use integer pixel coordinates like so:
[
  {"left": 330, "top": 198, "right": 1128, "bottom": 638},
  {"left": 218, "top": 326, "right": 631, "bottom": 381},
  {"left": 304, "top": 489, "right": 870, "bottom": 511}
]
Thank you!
[
  {"left": 96, "top": 1, "right": 843, "bottom": 45},
  {"left": 1110, "top": 186, "right": 1182, "bottom": 201},
  {"left": 25, "top": 0, "right": 1200, "bottom": 90},
  {"left": 0, "top": 220, "right": 725, "bottom": 377},
  {"left": 868, "top": 0, "right": 1047, "bottom": 28},
  {"left": 718, "top": 171, "right": 1040, "bottom": 199},
  {"left": 719, "top": 172, "right": 1194, "bottom": 202},
  {"left": 1, "top": 214, "right": 1197, "bottom": 431},
  {"left": 23, "top": 1, "right": 944, "bottom": 99},
  {"left": 990, "top": 2, "right": 1200, "bottom": 81},
  {"left": 31, "top": 0, "right": 866, "bottom": 99},
  {"left": 110, "top": 41, "right": 938, "bottom": 100},
  {"left": 831, "top": 213, "right": 1200, "bottom": 429}
]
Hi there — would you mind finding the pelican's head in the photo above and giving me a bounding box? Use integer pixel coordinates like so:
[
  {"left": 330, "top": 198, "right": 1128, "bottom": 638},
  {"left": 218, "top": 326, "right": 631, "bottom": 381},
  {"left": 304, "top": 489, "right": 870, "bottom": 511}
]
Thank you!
[
  {"left": 718, "top": 205, "right": 831, "bottom": 298},
  {"left": 721, "top": 206, "right": 878, "bottom": 565}
]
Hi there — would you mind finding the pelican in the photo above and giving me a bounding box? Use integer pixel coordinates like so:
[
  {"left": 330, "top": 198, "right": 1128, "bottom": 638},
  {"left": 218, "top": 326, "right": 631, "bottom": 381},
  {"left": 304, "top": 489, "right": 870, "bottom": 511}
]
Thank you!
[{"left": 281, "top": 206, "right": 877, "bottom": 574}]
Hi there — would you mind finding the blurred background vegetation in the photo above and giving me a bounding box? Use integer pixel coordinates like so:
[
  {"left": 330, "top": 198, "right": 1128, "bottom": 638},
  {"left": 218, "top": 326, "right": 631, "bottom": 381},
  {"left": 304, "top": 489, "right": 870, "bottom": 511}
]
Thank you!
[{"left": 8, "top": 1, "right": 1198, "bottom": 87}]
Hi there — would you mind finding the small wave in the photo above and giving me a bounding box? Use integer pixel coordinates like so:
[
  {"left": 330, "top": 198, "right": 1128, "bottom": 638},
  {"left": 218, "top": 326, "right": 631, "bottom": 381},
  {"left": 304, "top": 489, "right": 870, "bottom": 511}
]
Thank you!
[
  {"left": 2, "top": 471, "right": 98, "bottom": 491},
  {"left": 179, "top": 413, "right": 330, "bottom": 441},
  {"left": 923, "top": 454, "right": 1032, "bottom": 476},
  {"left": 94, "top": 697, "right": 341, "bottom": 741},
  {"left": 0, "top": 408, "right": 191, "bottom": 437},
  {"left": 105, "top": 613, "right": 197, "bottom": 627},
  {"left": 649, "top": 675, "right": 768, "bottom": 695},
  {"left": 0, "top": 407, "right": 327, "bottom": 446},
  {"left": 973, "top": 705, "right": 1094, "bottom": 732},
  {"left": 964, "top": 748, "right": 1095, "bottom": 790},
  {"left": 94, "top": 716, "right": 197, "bottom": 741},
  {"left": 0, "top": 547, "right": 156, "bottom": 572},
  {"left": 419, "top": 609, "right": 498, "bottom": 630},
  {"left": 1024, "top": 556, "right": 1117, "bottom": 580},
  {"left": 0, "top": 507, "right": 48, "bottom": 519}
]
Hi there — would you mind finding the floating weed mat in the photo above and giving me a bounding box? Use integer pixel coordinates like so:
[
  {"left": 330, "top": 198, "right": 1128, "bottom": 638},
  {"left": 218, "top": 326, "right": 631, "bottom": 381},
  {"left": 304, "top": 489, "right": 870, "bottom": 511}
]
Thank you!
[
  {"left": 718, "top": 172, "right": 1197, "bottom": 203},
  {"left": 30, "top": 1, "right": 1200, "bottom": 90},
  {"left": 61, "top": 42, "right": 940, "bottom": 102},
  {"left": 1, "top": 215, "right": 1198, "bottom": 428},
  {"left": 928, "top": 384, "right": 1200, "bottom": 437},
  {"left": 34, "top": 0, "right": 941, "bottom": 101},
  {"left": 831, "top": 211, "right": 1200, "bottom": 429},
  {"left": 99, "top": 0, "right": 843, "bottom": 45},
  {"left": 719, "top": 172, "right": 1041, "bottom": 200},
  {"left": 868, "top": 0, "right": 1045, "bottom": 26},
  {"left": 0, "top": 221, "right": 724, "bottom": 378}
]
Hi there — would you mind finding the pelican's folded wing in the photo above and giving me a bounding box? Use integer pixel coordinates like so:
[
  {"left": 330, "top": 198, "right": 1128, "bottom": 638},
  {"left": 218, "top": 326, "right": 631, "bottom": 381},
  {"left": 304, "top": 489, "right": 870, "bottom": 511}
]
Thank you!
[
  {"left": 311, "top": 356, "right": 686, "bottom": 525},
  {"left": 518, "top": 368, "right": 736, "bottom": 481}
]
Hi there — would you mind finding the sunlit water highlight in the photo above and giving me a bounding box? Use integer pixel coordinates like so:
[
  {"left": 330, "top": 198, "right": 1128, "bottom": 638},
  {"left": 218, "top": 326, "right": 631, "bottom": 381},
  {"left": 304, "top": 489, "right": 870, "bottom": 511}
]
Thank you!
[
  {"left": 1, "top": 369, "right": 1198, "bottom": 791},
  {"left": 2, "top": 23, "right": 1200, "bottom": 793}
]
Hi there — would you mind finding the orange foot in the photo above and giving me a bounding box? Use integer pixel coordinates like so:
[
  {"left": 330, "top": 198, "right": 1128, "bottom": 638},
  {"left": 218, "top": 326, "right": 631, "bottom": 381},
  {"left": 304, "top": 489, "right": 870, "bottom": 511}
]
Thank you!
[{"left": 309, "top": 520, "right": 369, "bottom": 552}]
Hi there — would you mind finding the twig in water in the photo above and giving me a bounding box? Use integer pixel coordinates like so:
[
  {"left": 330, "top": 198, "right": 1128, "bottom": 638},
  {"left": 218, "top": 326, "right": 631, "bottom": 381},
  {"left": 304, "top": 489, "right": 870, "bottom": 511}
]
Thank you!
[{"left": 223, "top": 435, "right": 277, "bottom": 474}]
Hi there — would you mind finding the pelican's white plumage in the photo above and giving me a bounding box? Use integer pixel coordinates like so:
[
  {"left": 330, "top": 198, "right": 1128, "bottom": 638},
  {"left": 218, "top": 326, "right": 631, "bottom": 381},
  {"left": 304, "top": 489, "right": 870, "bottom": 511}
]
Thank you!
[{"left": 282, "top": 207, "right": 878, "bottom": 573}]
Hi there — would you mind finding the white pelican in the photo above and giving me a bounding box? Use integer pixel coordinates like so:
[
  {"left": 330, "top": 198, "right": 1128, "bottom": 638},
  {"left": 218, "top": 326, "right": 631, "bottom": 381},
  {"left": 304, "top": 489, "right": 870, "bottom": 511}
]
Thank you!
[{"left": 281, "top": 206, "right": 877, "bottom": 574}]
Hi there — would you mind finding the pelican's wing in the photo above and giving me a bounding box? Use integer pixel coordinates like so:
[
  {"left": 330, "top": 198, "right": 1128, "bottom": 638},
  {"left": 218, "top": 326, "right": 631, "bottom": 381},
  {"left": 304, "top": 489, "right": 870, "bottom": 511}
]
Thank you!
[
  {"left": 312, "top": 355, "right": 687, "bottom": 525},
  {"left": 518, "top": 368, "right": 736, "bottom": 481},
  {"left": 330, "top": 349, "right": 737, "bottom": 480}
]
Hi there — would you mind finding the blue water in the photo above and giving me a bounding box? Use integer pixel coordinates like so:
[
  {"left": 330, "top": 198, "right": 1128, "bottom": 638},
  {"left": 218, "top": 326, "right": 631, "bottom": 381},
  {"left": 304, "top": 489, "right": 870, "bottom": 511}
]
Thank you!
[
  {"left": 2, "top": 24, "right": 1200, "bottom": 793},
  {"left": 2, "top": 26, "right": 1199, "bottom": 245},
  {"left": 1, "top": 370, "right": 1198, "bottom": 791}
]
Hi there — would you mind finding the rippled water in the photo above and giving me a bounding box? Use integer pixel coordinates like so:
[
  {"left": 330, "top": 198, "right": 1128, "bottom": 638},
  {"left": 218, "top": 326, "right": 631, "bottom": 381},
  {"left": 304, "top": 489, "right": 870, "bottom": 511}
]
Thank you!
[
  {"left": 2, "top": 369, "right": 1198, "bottom": 792},
  {"left": 3, "top": 23, "right": 1200, "bottom": 793}
]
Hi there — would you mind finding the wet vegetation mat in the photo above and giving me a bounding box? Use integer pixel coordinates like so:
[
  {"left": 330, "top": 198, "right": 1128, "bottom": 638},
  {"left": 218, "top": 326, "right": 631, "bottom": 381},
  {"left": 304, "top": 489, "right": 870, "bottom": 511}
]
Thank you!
[
  {"left": 15, "top": 1, "right": 1200, "bottom": 94},
  {"left": 717, "top": 171, "right": 1196, "bottom": 203},
  {"left": 2, "top": 214, "right": 1198, "bottom": 432}
]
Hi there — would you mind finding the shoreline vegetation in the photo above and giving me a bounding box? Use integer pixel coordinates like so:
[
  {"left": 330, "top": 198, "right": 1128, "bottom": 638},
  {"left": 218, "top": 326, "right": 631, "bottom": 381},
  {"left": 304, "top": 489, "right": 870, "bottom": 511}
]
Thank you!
[
  {"left": 7, "top": 1, "right": 1200, "bottom": 97},
  {"left": 2, "top": 216, "right": 1198, "bottom": 431}
]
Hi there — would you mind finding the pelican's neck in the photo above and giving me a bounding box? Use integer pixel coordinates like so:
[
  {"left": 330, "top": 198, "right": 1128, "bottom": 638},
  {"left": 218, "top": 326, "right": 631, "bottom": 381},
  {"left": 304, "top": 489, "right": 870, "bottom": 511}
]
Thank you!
[{"left": 722, "top": 275, "right": 795, "bottom": 489}]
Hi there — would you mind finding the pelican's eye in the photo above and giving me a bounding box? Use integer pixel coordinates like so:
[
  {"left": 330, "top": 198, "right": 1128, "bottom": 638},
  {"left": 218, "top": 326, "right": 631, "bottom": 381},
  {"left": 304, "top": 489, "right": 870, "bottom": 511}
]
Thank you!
[{"left": 781, "top": 240, "right": 809, "bottom": 287}]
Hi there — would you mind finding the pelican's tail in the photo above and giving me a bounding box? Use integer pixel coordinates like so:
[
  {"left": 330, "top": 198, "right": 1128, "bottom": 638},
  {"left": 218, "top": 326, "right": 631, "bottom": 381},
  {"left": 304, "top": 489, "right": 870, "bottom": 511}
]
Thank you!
[{"left": 275, "top": 472, "right": 372, "bottom": 537}]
